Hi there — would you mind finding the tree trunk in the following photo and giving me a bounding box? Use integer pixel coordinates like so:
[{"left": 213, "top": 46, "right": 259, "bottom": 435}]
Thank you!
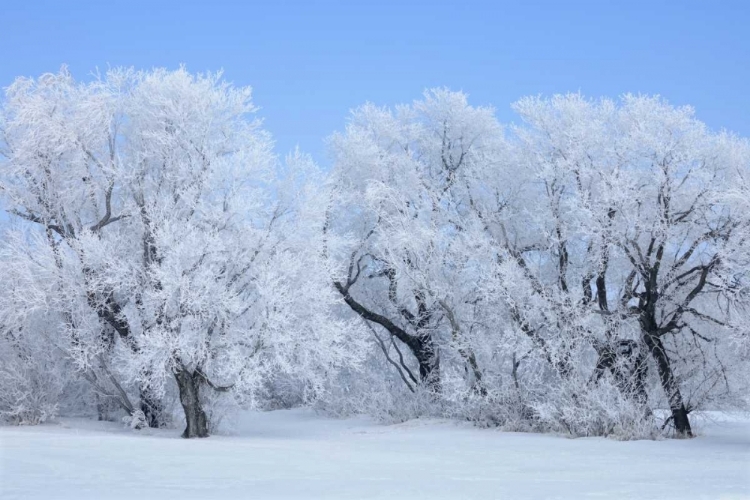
[
  {"left": 643, "top": 332, "right": 692, "bottom": 437},
  {"left": 174, "top": 368, "right": 209, "bottom": 438},
  {"left": 334, "top": 282, "right": 442, "bottom": 392},
  {"left": 414, "top": 337, "right": 441, "bottom": 392},
  {"left": 592, "top": 340, "right": 650, "bottom": 411},
  {"left": 139, "top": 384, "right": 163, "bottom": 428}
]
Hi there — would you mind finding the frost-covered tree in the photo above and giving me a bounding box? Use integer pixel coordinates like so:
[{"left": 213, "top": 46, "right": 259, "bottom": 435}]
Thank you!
[
  {"left": 0, "top": 67, "right": 359, "bottom": 437},
  {"left": 2, "top": 68, "right": 748, "bottom": 440},
  {"left": 506, "top": 94, "right": 750, "bottom": 436},
  {"left": 0, "top": 68, "right": 155, "bottom": 424},
  {"left": 325, "top": 90, "right": 507, "bottom": 397},
  {"left": 324, "top": 90, "right": 750, "bottom": 438}
]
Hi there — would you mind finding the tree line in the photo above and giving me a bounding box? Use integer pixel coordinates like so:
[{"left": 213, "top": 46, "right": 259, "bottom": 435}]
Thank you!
[{"left": 1, "top": 68, "right": 748, "bottom": 438}]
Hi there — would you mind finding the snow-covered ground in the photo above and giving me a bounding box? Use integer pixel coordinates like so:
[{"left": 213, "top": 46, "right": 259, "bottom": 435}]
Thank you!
[{"left": 1, "top": 409, "right": 748, "bottom": 500}]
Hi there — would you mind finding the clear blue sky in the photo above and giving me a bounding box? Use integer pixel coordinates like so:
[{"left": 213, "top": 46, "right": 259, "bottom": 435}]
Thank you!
[{"left": 2, "top": 0, "right": 749, "bottom": 165}]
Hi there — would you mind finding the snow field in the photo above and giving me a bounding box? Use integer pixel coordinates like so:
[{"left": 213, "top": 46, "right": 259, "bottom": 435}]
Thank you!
[{"left": 1, "top": 409, "right": 748, "bottom": 500}]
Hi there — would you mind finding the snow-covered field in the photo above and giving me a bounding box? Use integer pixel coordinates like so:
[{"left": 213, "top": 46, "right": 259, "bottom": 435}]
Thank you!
[{"left": 1, "top": 409, "right": 748, "bottom": 500}]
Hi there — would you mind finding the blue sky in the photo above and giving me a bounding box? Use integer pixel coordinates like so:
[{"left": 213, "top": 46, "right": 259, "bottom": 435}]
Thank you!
[{"left": 2, "top": 0, "right": 748, "bottom": 165}]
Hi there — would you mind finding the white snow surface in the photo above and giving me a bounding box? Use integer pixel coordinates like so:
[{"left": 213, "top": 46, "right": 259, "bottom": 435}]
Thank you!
[{"left": 1, "top": 409, "right": 748, "bottom": 499}]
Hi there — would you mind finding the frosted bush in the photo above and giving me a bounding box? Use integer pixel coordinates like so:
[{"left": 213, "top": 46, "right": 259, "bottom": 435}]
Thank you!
[{"left": 0, "top": 349, "right": 65, "bottom": 425}]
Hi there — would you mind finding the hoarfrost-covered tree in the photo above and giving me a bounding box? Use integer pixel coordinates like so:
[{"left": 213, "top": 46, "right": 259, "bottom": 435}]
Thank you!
[
  {"left": 0, "top": 67, "right": 359, "bottom": 437},
  {"left": 325, "top": 90, "right": 507, "bottom": 397},
  {"left": 324, "top": 89, "right": 750, "bottom": 438},
  {"left": 0, "top": 68, "right": 155, "bottom": 424},
  {"left": 1, "top": 67, "right": 748, "bottom": 440},
  {"left": 498, "top": 94, "right": 750, "bottom": 436}
]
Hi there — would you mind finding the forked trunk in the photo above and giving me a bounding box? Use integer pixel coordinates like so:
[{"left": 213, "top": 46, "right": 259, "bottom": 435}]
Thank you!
[{"left": 174, "top": 368, "right": 209, "bottom": 438}]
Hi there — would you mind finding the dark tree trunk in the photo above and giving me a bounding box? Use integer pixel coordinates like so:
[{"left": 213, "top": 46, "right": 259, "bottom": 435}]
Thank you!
[
  {"left": 642, "top": 332, "right": 692, "bottom": 437},
  {"left": 86, "top": 281, "right": 167, "bottom": 428},
  {"left": 624, "top": 341, "right": 650, "bottom": 409},
  {"left": 174, "top": 368, "right": 209, "bottom": 438},
  {"left": 334, "top": 281, "right": 442, "bottom": 392},
  {"left": 414, "top": 336, "right": 440, "bottom": 392},
  {"left": 592, "top": 340, "right": 650, "bottom": 411},
  {"left": 139, "top": 384, "right": 163, "bottom": 429},
  {"left": 637, "top": 256, "right": 693, "bottom": 437}
]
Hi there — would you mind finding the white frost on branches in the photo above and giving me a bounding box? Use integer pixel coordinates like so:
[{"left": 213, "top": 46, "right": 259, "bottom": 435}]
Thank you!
[{"left": 1, "top": 70, "right": 748, "bottom": 439}]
